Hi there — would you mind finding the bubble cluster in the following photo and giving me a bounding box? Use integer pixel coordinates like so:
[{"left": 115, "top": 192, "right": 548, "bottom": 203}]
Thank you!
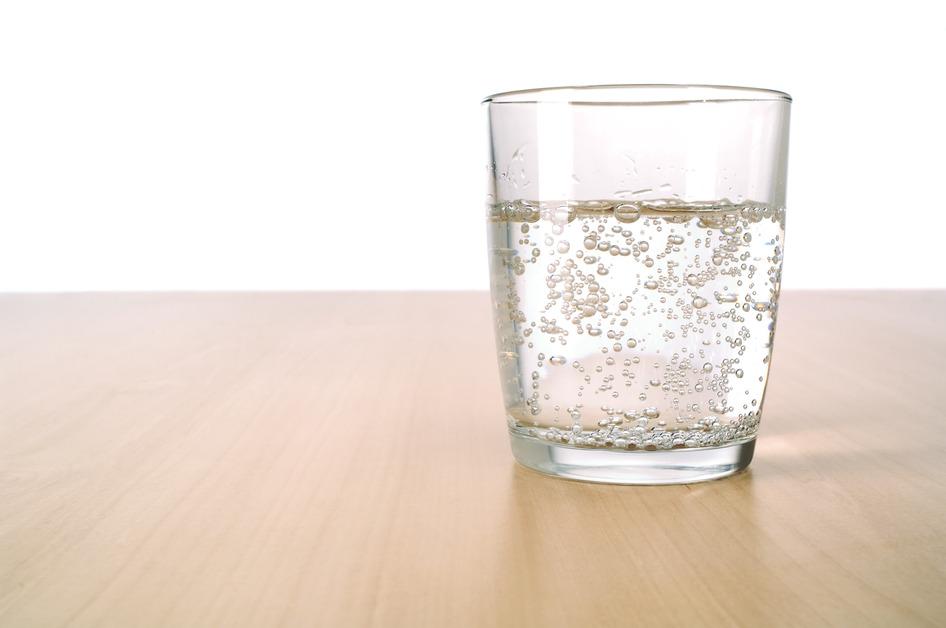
[
  {"left": 488, "top": 199, "right": 784, "bottom": 450},
  {"left": 540, "top": 411, "right": 760, "bottom": 450}
]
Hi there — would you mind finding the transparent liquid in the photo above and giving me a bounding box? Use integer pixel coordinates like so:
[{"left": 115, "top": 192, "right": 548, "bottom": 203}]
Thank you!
[{"left": 488, "top": 199, "right": 784, "bottom": 451}]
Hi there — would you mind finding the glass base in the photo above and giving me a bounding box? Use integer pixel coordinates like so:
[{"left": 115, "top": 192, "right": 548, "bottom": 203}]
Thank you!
[{"left": 509, "top": 431, "right": 755, "bottom": 485}]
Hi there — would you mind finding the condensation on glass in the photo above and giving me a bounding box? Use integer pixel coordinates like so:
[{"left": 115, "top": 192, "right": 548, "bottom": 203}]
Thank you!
[{"left": 484, "top": 84, "right": 791, "bottom": 484}]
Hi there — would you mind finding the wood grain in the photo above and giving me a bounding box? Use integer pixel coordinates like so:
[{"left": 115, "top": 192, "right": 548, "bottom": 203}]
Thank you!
[{"left": 1, "top": 292, "right": 945, "bottom": 627}]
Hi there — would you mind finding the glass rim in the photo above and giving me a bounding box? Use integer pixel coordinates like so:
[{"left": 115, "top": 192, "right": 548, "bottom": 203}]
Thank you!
[{"left": 482, "top": 83, "right": 792, "bottom": 105}]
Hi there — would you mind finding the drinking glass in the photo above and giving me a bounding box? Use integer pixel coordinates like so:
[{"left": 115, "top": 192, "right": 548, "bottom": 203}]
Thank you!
[{"left": 484, "top": 84, "right": 791, "bottom": 484}]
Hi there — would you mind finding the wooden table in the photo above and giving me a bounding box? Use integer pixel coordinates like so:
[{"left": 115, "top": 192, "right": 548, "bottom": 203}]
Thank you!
[{"left": 1, "top": 292, "right": 944, "bottom": 627}]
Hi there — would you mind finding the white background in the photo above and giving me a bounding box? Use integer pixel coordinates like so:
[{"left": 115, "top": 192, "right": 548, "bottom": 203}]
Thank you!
[{"left": 1, "top": 0, "right": 944, "bottom": 291}]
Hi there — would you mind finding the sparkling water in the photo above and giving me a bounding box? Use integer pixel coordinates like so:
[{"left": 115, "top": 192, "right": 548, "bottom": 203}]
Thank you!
[{"left": 488, "top": 200, "right": 784, "bottom": 451}]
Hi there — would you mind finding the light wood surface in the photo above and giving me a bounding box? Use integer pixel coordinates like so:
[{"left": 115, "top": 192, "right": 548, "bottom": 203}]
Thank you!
[{"left": 1, "top": 292, "right": 945, "bottom": 627}]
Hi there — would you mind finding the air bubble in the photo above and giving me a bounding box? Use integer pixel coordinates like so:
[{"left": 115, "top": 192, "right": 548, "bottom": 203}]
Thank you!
[
  {"left": 614, "top": 204, "right": 641, "bottom": 223},
  {"left": 552, "top": 205, "right": 575, "bottom": 225}
]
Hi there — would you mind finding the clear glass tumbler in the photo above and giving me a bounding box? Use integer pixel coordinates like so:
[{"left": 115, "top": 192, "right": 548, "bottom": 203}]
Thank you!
[{"left": 484, "top": 84, "right": 791, "bottom": 484}]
